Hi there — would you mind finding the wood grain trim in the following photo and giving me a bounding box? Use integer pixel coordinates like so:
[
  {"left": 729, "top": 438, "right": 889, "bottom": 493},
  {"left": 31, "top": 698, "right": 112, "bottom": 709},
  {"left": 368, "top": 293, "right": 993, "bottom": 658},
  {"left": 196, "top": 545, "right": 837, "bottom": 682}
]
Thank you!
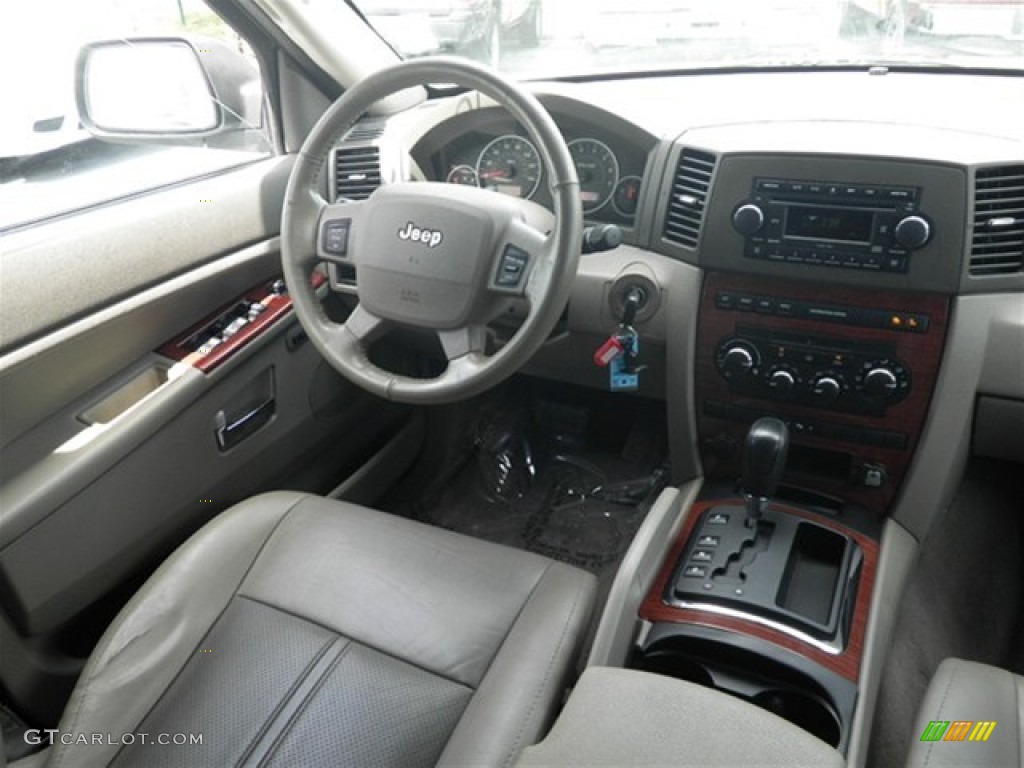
[
  {"left": 639, "top": 499, "right": 878, "bottom": 682},
  {"left": 695, "top": 272, "right": 950, "bottom": 515},
  {"left": 158, "top": 272, "right": 326, "bottom": 373}
]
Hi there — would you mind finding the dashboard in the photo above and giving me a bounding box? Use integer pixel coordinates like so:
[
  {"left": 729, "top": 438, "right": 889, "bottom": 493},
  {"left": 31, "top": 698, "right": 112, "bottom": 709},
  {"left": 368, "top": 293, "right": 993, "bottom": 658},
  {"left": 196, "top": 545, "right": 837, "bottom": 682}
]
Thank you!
[{"left": 329, "top": 70, "right": 1024, "bottom": 525}]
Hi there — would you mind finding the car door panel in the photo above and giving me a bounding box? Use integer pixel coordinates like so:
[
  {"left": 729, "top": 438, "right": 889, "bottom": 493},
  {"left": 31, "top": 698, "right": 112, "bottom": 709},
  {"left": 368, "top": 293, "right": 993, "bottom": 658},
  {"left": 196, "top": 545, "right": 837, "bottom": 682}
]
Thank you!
[
  {"left": 0, "top": 151, "right": 411, "bottom": 727},
  {"left": 0, "top": 325, "right": 394, "bottom": 636},
  {"left": 0, "top": 156, "right": 292, "bottom": 355}
]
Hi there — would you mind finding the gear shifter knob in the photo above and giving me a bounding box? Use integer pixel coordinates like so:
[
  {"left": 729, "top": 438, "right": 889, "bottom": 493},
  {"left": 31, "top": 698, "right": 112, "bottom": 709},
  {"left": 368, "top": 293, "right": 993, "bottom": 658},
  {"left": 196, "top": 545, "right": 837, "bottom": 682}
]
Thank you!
[{"left": 742, "top": 417, "right": 790, "bottom": 519}]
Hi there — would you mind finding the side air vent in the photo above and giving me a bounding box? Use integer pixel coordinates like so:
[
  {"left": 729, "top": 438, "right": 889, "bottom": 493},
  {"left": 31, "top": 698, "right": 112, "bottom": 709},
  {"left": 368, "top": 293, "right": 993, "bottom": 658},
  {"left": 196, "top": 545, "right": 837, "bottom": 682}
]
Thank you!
[
  {"left": 334, "top": 145, "right": 382, "bottom": 201},
  {"left": 664, "top": 148, "right": 718, "bottom": 249},
  {"left": 970, "top": 165, "right": 1024, "bottom": 276},
  {"left": 343, "top": 119, "right": 385, "bottom": 142}
]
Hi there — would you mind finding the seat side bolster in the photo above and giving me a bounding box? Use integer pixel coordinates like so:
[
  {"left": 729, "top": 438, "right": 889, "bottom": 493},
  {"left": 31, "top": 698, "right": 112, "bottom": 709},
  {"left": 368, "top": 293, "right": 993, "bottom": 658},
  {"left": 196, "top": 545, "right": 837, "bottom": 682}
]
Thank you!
[
  {"left": 905, "top": 657, "right": 1022, "bottom": 767},
  {"left": 438, "top": 562, "right": 597, "bottom": 768},
  {"left": 46, "top": 491, "right": 310, "bottom": 768}
]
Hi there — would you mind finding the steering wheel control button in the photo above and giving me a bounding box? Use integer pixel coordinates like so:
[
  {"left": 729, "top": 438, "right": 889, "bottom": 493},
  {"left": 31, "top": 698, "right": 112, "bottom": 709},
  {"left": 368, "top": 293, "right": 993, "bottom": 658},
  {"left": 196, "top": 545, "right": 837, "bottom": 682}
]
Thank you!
[
  {"left": 322, "top": 219, "right": 351, "bottom": 258},
  {"left": 495, "top": 244, "right": 530, "bottom": 288}
]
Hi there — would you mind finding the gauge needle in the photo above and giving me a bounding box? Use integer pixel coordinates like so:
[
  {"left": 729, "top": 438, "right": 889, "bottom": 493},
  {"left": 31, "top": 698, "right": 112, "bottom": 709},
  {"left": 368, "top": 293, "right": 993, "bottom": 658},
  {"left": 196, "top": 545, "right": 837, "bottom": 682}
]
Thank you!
[{"left": 480, "top": 169, "right": 510, "bottom": 180}]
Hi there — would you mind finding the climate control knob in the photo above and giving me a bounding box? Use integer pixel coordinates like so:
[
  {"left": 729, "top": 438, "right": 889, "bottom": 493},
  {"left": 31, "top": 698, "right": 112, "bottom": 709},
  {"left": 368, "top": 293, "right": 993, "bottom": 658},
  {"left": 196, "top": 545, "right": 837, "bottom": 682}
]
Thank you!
[
  {"left": 862, "top": 367, "right": 899, "bottom": 400},
  {"left": 767, "top": 368, "right": 796, "bottom": 397},
  {"left": 721, "top": 344, "right": 756, "bottom": 374},
  {"left": 894, "top": 215, "right": 932, "bottom": 249},
  {"left": 716, "top": 340, "right": 760, "bottom": 380},
  {"left": 732, "top": 204, "right": 765, "bottom": 237},
  {"left": 811, "top": 375, "right": 843, "bottom": 404}
]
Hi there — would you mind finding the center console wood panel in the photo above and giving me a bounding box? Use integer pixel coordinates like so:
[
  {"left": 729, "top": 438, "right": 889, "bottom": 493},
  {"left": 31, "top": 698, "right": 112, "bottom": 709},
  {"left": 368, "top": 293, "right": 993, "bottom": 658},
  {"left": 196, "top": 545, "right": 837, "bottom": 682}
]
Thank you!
[
  {"left": 639, "top": 499, "right": 878, "bottom": 683},
  {"left": 695, "top": 271, "right": 950, "bottom": 515}
]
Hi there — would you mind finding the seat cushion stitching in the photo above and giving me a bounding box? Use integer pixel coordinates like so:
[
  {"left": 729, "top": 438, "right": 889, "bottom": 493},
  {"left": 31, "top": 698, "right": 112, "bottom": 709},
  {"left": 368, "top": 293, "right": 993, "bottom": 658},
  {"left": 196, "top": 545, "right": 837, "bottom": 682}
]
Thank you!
[
  {"left": 502, "top": 568, "right": 586, "bottom": 768},
  {"left": 237, "top": 594, "right": 475, "bottom": 692},
  {"left": 53, "top": 494, "right": 307, "bottom": 768},
  {"left": 234, "top": 634, "right": 344, "bottom": 768},
  {"left": 252, "top": 639, "right": 353, "bottom": 768}
]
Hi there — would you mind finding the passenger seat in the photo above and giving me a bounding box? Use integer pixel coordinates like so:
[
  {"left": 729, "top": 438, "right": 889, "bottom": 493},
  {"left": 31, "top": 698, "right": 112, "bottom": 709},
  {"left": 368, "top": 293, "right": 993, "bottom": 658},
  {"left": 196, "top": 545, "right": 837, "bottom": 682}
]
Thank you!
[{"left": 906, "top": 658, "right": 1023, "bottom": 767}]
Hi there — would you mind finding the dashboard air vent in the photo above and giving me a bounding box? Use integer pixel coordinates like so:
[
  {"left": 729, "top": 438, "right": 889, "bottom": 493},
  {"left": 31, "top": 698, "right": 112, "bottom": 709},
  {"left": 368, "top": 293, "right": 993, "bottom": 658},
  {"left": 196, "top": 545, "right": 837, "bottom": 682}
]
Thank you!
[
  {"left": 970, "top": 165, "right": 1024, "bottom": 276},
  {"left": 343, "top": 119, "right": 385, "bottom": 142},
  {"left": 664, "top": 148, "right": 717, "bottom": 249},
  {"left": 334, "top": 145, "right": 382, "bottom": 201}
]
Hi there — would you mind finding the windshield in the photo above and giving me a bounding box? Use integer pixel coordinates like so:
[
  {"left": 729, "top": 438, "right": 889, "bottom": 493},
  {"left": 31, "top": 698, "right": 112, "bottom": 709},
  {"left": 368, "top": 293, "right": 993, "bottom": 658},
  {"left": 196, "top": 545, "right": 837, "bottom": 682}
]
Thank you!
[{"left": 351, "top": 0, "right": 1024, "bottom": 77}]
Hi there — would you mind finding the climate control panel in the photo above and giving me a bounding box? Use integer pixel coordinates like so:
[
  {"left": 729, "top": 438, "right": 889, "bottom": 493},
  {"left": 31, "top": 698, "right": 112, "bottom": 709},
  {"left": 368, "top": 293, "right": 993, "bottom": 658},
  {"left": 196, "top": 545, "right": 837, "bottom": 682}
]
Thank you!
[
  {"left": 714, "top": 328, "right": 911, "bottom": 416},
  {"left": 696, "top": 272, "right": 950, "bottom": 516}
]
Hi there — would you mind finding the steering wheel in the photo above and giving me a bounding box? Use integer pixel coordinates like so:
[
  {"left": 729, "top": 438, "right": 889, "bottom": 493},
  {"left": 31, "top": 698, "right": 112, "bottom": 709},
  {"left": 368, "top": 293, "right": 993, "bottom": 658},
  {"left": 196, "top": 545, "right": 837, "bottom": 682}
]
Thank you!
[{"left": 281, "top": 57, "right": 582, "bottom": 404}]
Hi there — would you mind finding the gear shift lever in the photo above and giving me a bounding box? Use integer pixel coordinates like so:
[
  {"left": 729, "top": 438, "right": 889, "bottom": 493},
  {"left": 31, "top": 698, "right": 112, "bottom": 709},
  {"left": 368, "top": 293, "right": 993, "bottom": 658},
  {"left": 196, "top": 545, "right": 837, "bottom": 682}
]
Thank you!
[{"left": 742, "top": 417, "right": 790, "bottom": 521}]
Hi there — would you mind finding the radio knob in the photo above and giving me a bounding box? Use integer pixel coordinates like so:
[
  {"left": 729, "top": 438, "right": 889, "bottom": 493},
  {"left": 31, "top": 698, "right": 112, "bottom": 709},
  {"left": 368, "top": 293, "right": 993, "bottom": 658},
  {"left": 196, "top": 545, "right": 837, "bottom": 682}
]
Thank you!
[
  {"left": 863, "top": 367, "right": 899, "bottom": 400},
  {"left": 732, "top": 204, "right": 765, "bottom": 236},
  {"left": 811, "top": 375, "right": 843, "bottom": 404},
  {"left": 895, "top": 216, "right": 932, "bottom": 249},
  {"left": 767, "top": 369, "right": 796, "bottom": 396},
  {"left": 721, "top": 344, "right": 756, "bottom": 375}
]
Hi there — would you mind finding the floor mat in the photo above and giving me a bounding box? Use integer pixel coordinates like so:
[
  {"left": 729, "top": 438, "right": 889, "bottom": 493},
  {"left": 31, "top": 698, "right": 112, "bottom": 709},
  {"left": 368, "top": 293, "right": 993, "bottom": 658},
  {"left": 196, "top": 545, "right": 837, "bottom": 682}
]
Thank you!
[{"left": 385, "top": 390, "right": 668, "bottom": 578}]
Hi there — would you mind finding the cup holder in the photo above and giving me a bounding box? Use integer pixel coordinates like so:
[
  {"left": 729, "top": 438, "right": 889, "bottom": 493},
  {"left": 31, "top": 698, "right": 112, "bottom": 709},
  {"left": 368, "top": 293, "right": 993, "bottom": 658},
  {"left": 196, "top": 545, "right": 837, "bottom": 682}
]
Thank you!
[
  {"left": 631, "top": 634, "right": 852, "bottom": 750},
  {"left": 751, "top": 689, "right": 841, "bottom": 747},
  {"left": 632, "top": 652, "right": 714, "bottom": 688}
]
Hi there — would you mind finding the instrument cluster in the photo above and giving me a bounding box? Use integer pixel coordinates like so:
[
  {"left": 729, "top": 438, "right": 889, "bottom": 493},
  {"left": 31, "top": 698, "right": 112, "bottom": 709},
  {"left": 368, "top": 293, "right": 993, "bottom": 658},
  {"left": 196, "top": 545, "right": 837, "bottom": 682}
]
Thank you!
[{"left": 419, "top": 116, "right": 649, "bottom": 227}]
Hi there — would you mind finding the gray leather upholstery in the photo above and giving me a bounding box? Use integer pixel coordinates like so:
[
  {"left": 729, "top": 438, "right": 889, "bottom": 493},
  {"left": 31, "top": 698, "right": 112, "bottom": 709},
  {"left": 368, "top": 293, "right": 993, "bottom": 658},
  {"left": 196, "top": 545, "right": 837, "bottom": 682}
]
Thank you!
[
  {"left": 906, "top": 658, "right": 1023, "bottom": 767},
  {"left": 34, "top": 492, "right": 596, "bottom": 767},
  {"left": 517, "top": 667, "right": 845, "bottom": 767}
]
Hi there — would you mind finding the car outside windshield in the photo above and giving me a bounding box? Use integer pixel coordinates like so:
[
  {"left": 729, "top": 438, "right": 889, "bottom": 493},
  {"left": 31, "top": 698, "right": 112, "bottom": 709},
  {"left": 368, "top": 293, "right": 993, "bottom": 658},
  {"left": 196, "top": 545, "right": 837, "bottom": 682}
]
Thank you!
[{"left": 351, "top": 0, "right": 1024, "bottom": 76}]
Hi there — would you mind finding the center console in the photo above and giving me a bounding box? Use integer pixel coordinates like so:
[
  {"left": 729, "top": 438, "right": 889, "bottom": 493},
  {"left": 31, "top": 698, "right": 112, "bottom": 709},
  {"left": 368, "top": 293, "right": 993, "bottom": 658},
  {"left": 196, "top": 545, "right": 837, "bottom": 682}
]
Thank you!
[
  {"left": 611, "top": 151, "right": 959, "bottom": 758},
  {"left": 624, "top": 272, "right": 948, "bottom": 751}
]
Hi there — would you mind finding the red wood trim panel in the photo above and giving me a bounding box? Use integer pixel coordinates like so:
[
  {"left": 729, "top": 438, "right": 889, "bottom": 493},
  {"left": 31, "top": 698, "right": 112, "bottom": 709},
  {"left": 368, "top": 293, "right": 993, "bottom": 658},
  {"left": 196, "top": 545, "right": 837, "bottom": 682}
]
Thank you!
[
  {"left": 639, "top": 499, "right": 878, "bottom": 683},
  {"left": 158, "top": 272, "right": 326, "bottom": 373},
  {"left": 695, "top": 272, "right": 950, "bottom": 515}
]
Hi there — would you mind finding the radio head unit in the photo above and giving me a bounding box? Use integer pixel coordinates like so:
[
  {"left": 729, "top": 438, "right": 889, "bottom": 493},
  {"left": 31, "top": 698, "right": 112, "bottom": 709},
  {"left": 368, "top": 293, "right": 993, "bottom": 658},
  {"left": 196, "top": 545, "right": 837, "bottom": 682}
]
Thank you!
[{"left": 731, "top": 178, "right": 933, "bottom": 274}]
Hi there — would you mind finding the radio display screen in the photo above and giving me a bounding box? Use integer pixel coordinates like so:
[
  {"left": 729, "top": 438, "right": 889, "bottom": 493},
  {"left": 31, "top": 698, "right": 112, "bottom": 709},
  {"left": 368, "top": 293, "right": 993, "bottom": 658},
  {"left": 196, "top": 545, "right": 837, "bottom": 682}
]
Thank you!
[{"left": 785, "top": 206, "right": 874, "bottom": 244}]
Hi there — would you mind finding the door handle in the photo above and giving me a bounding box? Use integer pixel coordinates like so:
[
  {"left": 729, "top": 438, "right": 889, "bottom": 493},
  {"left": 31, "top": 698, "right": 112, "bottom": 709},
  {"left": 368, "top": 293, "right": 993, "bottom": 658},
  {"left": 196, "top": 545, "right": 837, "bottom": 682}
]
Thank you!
[{"left": 215, "top": 397, "right": 275, "bottom": 452}]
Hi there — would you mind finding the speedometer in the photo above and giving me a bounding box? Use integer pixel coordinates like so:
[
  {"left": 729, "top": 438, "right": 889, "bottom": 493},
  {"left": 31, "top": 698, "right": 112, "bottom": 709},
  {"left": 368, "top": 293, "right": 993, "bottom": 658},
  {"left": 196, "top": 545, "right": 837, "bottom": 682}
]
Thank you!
[
  {"left": 568, "top": 138, "right": 619, "bottom": 214},
  {"left": 476, "top": 135, "right": 542, "bottom": 200}
]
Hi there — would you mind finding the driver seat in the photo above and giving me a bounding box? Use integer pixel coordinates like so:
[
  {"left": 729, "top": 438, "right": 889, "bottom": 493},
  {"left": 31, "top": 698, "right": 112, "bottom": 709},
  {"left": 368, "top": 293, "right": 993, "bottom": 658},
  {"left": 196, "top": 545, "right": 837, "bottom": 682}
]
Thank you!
[{"left": 28, "top": 492, "right": 596, "bottom": 767}]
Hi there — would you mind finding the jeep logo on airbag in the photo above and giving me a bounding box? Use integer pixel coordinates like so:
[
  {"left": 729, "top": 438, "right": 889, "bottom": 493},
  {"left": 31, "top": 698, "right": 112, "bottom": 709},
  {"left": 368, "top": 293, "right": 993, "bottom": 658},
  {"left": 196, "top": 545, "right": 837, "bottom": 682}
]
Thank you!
[{"left": 398, "top": 221, "right": 443, "bottom": 248}]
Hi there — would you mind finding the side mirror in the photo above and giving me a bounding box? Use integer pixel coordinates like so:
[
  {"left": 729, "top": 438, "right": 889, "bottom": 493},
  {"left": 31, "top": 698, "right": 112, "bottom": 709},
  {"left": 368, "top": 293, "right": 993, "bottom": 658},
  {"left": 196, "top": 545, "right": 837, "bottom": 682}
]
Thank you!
[{"left": 75, "top": 37, "right": 261, "bottom": 140}]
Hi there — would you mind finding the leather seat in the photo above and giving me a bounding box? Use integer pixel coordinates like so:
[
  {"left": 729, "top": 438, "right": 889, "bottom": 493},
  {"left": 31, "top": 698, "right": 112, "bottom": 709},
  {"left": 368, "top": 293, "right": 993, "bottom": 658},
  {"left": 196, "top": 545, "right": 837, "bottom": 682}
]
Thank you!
[
  {"left": 26, "top": 492, "right": 596, "bottom": 768},
  {"left": 906, "top": 658, "right": 1023, "bottom": 767}
]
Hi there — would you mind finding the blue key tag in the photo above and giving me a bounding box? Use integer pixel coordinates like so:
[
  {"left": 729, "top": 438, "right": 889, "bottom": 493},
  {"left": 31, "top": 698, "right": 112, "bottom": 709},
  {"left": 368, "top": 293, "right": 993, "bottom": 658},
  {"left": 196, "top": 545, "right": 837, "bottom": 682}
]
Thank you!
[{"left": 610, "top": 331, "right": 640, "bottom": 392}]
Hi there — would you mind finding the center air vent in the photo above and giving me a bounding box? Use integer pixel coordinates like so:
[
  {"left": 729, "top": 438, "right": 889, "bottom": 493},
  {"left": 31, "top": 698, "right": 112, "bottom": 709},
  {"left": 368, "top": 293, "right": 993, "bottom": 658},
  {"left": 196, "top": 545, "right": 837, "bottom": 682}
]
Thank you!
[
  {"left": 664, "top": 148, "right": 718, "bottom": 249},
  {"left": 970, "top": 165, "right": 1024, "bottom": 276}
]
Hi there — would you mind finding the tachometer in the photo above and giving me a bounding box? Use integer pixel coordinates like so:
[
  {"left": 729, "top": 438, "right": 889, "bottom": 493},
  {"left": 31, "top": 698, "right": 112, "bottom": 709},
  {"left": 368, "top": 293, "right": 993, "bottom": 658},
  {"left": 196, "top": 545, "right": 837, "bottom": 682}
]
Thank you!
[
  {"left": 568, "top": 138, "right": 619, "bottom": 214},
  {"left": 476, "top": 134, "right": 542, "bottom": 199}
]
